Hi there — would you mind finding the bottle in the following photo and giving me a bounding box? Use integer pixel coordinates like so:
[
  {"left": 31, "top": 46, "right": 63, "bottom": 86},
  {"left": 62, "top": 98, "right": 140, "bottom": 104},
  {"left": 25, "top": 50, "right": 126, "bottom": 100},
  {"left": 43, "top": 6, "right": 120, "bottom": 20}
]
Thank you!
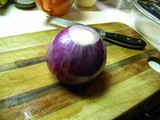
[{"left": 14, "top": 0, "right": 36, "bottom": 9}]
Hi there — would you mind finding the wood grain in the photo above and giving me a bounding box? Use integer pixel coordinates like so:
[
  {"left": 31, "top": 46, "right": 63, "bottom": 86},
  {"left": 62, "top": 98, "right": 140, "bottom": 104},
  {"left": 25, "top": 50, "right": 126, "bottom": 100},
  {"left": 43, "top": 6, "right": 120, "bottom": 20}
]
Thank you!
[{"left": 0, "top": 22, "right": 159, "bottom": 120}]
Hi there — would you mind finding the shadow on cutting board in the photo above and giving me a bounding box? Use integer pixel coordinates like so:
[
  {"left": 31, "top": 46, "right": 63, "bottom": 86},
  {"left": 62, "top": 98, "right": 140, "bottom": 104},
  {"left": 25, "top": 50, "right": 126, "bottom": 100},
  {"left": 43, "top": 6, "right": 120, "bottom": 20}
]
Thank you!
[{"left": 61, "top": 71, "right": 110, "bottom": 98}]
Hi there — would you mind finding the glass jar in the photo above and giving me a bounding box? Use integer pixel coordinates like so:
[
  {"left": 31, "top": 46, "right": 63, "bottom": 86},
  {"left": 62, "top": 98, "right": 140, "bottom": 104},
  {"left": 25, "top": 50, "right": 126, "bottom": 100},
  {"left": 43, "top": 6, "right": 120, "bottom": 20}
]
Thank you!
[{"left": 131, "top": 0, "right": 160, "bottom": 50}]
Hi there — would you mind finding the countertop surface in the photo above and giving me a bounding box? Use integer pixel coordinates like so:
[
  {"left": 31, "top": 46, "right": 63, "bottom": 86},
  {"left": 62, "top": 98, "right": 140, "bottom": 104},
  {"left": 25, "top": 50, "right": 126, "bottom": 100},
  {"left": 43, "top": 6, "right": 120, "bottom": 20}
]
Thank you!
[{"left": 0, "top": 1, "right": 132, "bottom": 38}]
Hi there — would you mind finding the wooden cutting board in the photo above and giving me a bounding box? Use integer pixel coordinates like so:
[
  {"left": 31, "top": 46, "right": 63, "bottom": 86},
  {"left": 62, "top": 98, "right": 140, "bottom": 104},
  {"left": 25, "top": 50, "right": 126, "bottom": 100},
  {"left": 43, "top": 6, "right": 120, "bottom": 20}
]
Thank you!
[{"left": 0, "top": 23, "right": 159, "bottom": 120}]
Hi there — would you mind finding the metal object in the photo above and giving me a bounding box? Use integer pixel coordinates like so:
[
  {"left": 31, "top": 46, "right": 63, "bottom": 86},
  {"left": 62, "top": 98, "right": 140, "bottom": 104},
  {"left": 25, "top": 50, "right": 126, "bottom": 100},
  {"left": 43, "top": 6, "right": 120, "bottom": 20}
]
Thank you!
[{"left": 46, "top": 16, "right": 146, "bottom": 50}]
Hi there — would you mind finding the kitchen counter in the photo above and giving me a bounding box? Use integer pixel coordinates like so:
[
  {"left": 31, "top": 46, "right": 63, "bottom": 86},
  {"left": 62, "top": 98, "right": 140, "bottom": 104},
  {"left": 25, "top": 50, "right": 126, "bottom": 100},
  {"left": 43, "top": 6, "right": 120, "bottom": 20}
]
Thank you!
[
  {"left": 0, "top": 1, "right": 160, "bottom": 120},
  {"left": 1, "top": 1, "right": 160, "bottom": 50},
  {"left": 0, "top": 1, "right": 132, "bottom": 38}
]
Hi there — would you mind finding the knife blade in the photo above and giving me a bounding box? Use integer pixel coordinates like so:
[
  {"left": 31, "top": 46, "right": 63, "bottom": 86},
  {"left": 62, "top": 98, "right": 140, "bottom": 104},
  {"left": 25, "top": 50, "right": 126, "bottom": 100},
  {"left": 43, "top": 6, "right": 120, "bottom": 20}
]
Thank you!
[{"left": 46, "top": 16, "right": 146, "bottom": 50}]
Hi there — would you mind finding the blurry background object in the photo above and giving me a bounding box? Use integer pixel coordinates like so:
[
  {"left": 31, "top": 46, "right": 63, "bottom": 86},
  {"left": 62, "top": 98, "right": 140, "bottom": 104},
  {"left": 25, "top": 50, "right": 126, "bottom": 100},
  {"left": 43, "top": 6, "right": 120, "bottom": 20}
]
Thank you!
[
  {"left": 14, "top": 0, "right": 36, "bottom": 9},
  {"left": 130, "top": 0, "right": 160, "bottom": 51},
  {"left": 138, "top": 0, "right": 160, "bottom": 19},
  {"left": 99, "top": 0, "right": 131, "bottom": 9},
  {"left": 148, "top": 56, "right": 160, "bottom": 73},
  {"left": 74, "top": 0, "right": 97, "bottom": 7},
  {"left": 36, "top": 0, "right": 74, "bottom": 16},
  {"left": 0, "top": 0, "right": 10, "bottom": 8}
]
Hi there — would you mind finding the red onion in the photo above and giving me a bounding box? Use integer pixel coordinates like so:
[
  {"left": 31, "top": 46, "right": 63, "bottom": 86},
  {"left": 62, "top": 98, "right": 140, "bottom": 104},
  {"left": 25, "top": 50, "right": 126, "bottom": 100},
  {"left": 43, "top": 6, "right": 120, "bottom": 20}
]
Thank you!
[{"left": 46, "top": 25, "right": 106, "bottom": 85}]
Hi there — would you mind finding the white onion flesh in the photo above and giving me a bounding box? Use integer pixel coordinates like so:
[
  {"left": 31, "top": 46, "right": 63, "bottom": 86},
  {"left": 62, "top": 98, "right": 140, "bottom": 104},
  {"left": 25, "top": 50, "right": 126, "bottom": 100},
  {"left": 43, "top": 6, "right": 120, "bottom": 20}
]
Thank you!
[{"left": 69, "top": 25, "right": 99, "bottom": 45}]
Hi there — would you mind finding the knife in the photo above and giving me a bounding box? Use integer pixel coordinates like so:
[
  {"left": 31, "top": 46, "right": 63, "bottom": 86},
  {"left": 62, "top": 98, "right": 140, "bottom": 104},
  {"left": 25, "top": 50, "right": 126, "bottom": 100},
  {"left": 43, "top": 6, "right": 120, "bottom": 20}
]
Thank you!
[{"left": 46, "top": 16, "right": 146, "bottom": 50}]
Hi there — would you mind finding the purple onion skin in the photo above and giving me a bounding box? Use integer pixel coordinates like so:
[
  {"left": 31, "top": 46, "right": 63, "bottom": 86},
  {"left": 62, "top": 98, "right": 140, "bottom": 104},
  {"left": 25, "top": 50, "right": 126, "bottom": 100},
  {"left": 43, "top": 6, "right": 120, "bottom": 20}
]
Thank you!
[{"left": 46, "top": 26, "right": 106, "bottom": 85}]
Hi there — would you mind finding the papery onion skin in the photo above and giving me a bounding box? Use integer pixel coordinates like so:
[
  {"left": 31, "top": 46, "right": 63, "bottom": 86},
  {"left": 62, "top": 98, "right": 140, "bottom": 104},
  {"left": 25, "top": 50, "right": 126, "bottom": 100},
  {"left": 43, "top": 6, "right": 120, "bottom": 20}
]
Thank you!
[{"left": 46, "top": 25, "right": 106, "bottom": 85}]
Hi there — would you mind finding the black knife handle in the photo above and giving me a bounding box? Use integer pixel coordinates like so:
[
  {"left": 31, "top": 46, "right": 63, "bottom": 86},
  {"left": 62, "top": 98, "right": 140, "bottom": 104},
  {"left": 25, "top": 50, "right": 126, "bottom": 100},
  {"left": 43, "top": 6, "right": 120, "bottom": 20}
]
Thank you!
[{"left": 104, "top": 32, "right": 146, "bottom": 50}]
